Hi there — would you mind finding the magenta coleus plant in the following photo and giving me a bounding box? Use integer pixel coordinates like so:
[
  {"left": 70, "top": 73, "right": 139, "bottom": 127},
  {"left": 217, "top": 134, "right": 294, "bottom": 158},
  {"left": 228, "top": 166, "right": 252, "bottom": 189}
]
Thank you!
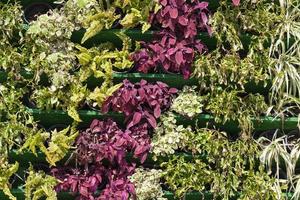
[
  {"left": 132, "top": 31, "right": 206, "bottom": 78},
  {"left": 132, "top": 0, "right": 211, "bottom": 78},
  {"left": 52, "top": 165, "right": 105, "bottom": 200},
  {"left": 102, "top": 79, "right": 177, "bottom": 129},
  {"left": 52, "top": 118, "right": 151, "bottom": 199},
  {"left": 152, "top": 0, "right": 211, "bottom": 37},
  {"left": 76, "top": 119, "right": 151, "bottom": 165}
]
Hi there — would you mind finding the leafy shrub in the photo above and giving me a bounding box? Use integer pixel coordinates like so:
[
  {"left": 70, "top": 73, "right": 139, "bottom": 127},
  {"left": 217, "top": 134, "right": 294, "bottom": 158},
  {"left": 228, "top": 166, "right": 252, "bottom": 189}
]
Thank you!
[
  {"left": 102, "top": 79, "right": 177, "bottom": 129},
  {"left": 151, "top": 112, "right": 192, "bottom": 159},
  {"left": 162, "top": 128, "right": 280, "bottom": 199},
  {"left": 132, "top": 0, "right": 210, "bottom": 78},
  {"left": 130, "top": 168, "right": 166, "bottom": 200},
  {"left": 171, "top": 86, "right": 204, "bottom": 118}
]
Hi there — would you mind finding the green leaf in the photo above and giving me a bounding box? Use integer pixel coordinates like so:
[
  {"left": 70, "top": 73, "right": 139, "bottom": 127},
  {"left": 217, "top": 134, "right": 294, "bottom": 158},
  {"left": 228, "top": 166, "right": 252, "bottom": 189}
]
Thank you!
[
  {"left": 81, "top": 21, "right": 104, "bottom": 44},
  {"left": 0, "top": 161, "right": 19, "bottom": 200},
  {"left": 25, "top": 166, "right": 58, "bottom": 200},
  {"left": 67, "top": 105, "right": 82, "bottom": 122},
  {"left": 46, "top": 126, "right": 78, "bottom": 166}
]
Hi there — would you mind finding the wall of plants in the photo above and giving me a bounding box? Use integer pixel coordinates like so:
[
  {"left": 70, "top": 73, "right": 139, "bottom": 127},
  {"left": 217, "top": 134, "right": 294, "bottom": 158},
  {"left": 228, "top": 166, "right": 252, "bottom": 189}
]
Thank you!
[{"left": 0, "top": 0, "right": 300, "bottom": 199}]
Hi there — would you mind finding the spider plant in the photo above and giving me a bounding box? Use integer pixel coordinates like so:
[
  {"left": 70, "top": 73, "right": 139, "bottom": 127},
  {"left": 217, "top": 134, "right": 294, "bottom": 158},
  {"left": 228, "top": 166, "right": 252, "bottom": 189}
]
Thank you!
[
  {"left": 269, "top": 0, "right": 300, "bottom": 103},
  {"left": 258, "top": 129, "right": 300, "bottom": 199}
]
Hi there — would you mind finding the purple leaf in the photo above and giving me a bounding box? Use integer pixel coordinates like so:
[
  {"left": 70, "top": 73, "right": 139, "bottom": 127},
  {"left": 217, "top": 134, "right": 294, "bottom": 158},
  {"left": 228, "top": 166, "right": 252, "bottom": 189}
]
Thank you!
[
  {"left": 178, "top": 16, "right": 188, "bottom": 26},
  {"left": 146, "top": 114, "right": 157, "bottom": 128},
  {"left": 175, "top": 51, "right": 184, "bottom": 65},
  {"left": 154, "top": 105, "right": 161, "bottom": 118},
  {"left": 232, "top": 0, "right": 240, "bottom": 6},
  {"left": 201, "top": 12, "right": 208, "bottom": 25},
  {"left": 129, "top": 112, "right": 142, "bottom": 128},
  {"left": 169, "top": 8, "right": 178, "bottom": 19}
]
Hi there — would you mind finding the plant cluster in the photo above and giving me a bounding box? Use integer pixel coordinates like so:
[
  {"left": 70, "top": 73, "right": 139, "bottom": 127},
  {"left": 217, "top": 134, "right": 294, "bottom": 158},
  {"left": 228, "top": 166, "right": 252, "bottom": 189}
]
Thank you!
[
  {"left": 161, "top": 128, "right": 280, "bottom": 199},
  {"left": 102, "top": 79, "right": 177, "bottom": 129},
  {"left": 132, "top": 0, "right": 210, "bottom": 78},
  {"left": 258, "top": 130, "right": 300, "bottom": 199},
  {"left": 170, "top": 86, "right": 268, "bottom": 137},
  {"left": 113, "top": 0, "right": 160, "bottom": 32},
  {"left": 170, "top": 86, "right": 203, "bottom": 118},
  {"left": 129, "top": 168, "right": 166, "bottom": 200},
  {"left": 52, "top": 119, "right": 148, "bottom": 199},
  {"left": 0, "top": 2, "right": 24, "bottom": 74},
  {"left": 151, "top": 112, "right": 192, "bottom": 159},
  {"left": 1, "top": 0, "right": 300, "bottom": 199}
]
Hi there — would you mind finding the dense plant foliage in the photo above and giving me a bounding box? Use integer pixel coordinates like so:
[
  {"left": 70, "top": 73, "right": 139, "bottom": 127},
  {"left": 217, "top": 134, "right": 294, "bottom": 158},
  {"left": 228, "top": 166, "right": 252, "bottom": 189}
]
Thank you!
[
  {"left": 161, "top": 128, "right": 280, "bottom": 199},
  {"left": 52, "top": 119, "right": 144, "bottom": 199},
  {"left": 102, "top": 79, "right": 177, "bottom": 129},
  {"left": 130, "top": 168, "right": 166, "bottom": 200},
  {"left": 1, "top": 0, "right": 300, "bottom": 199},
  {"left": 132, "top": 0, "right": 210, "bottom": 78}
]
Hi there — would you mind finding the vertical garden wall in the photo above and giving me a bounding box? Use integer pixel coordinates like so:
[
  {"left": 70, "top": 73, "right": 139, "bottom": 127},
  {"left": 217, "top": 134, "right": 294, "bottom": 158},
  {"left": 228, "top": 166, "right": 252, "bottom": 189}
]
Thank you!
[{"left": 0, "top": 0, "right": 300, "bottom": 199}]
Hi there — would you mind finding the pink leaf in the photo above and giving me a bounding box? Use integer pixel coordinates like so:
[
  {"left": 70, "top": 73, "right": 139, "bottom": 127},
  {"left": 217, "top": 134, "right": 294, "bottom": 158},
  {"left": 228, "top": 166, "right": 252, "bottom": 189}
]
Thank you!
[
  {"left": 201, "top": 12, "right": 208, "bottom": 25},
  {"left": 195, "top": 2, "right": 209, "bottom": 9},
  {"left": 169, "top": 88, "right": 178, "bottom": 93},
  {"left": 178, "top": 16, "right": 188, "bottom": 26},
  {"left": 132, "top": 112, "right": 142, "bottom": 126},
  {"left": 175, "top": 51, "right": 184, "bottom": 65},
  {"left": 146, "top": 114, "right": 157, "bottom": 128},
  {"left": 134, "top": 145, "right": 145, "bottom": 156},
  {"left": 161, "top": 0, "right": 168, "bottom": 6},
  {"left": 154, "top": 105, "right": 161, "bottom": 118},
  {"left": 232, "top": 0, "right": 240, "bottom": 6},
  {"left": 169, "top": 8, "right": 178, "bottom": 19}
]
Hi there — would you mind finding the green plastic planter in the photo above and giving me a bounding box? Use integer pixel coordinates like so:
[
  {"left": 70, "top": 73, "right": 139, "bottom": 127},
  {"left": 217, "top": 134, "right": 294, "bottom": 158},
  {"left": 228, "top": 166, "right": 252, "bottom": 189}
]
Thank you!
[
  {"left": 27, "top": 108, "right": 299, "bottom": 133},
  {"left": 0, "top": 71, "right": 271, "bottom": 94},
  {"left": 0, "top": 189, "right": 294, "bottom": 200},
  {"left": 71, "top": 29, "right": 245, "bottom": 52}
]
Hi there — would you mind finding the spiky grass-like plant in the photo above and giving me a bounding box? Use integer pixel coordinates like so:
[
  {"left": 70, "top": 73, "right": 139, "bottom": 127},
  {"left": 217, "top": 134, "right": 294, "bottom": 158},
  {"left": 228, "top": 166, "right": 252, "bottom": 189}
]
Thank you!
[{"left": 269, "top": 0, "right": 300, "bottom": 102}]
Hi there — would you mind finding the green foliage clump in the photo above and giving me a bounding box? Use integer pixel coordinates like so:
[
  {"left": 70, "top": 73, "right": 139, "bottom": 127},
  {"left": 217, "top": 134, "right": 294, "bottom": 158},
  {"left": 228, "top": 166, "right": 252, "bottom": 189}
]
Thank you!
[
  {"left": 114, "top": 0, "right": 160, "bottom": 32},
  {"left": 0, "top": 160, "right": 19, "bottom": 200},
  {"left": 24, "top": 166, "right": 58, "bottom": 200},
  {"left": 206, "top": 89, "right": 268, "bottom": 137},
  {"left": 161, "top": 128, "right": 281, "bottom": 199},
  {"left": 130, "top": 168, "right": 166, "bottom": 200},
  {"left": 171, "top": 86, "right": 204, "bottom": 118},
  {"left": 151, "top": 112, "right": 192, "bottom": 159},
  {"left": 0, "top": 2, "right": 24, "bottom": 73}
]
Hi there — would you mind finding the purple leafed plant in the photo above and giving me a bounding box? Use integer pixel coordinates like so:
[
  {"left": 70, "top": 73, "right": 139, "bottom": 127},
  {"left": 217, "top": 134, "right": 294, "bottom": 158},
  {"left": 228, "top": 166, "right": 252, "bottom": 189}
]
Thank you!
[
  {"left": 99, "top": 166, "right": 136, "bottom": 200},
  {"left": 52, "top": 165, "right": 105, "bottom": 200},
  {"left": 132, "top": 0, "right": 210, "bottom": 78},
  {"left": 132, "top": 31, "right": 206, "bottom": 78},
  {"left": 52, "top": 119, "right": 146, "bottom": 200},
  {"left": 102, "top": 79, "right": 177, "bottom": 129},
  {"left": 76, "top": 119, "right": 151, "bottom": 165},
  {"left": 232, "top": 0, "right": 240, "bottom": 6},
  {"left": 152, "top": 0, "right": 211, "bottom": 37}
]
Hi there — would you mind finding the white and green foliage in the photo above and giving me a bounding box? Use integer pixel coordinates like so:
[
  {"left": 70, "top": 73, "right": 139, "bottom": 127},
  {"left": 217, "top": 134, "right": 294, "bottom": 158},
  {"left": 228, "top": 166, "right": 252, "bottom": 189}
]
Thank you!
[
  {"left": 0, "top": 1, "right": 23, "bottom": 43},
  {"left": 171, "top": 86, "right": 204, "bottom": 118},
  {"left": 24, "top": 10, "right": 77, "bottom": 86},
  {"left": 162, "top": 128, "right": 280, "bottom": 199},
  {"left": 269, "top": 0, "right": 300, "bottom": 103},
  {"left": 130, "top": 168, "right": 166, "bottom": 200},
  {"left": 258, "top": 130, "right": 300, "bottom": 199},
  {"left": 0, "top": 2, "right": 24, "bottom": 72},
  {"left": 151, "top": 112, "right": 192, "bottom": 159}
]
